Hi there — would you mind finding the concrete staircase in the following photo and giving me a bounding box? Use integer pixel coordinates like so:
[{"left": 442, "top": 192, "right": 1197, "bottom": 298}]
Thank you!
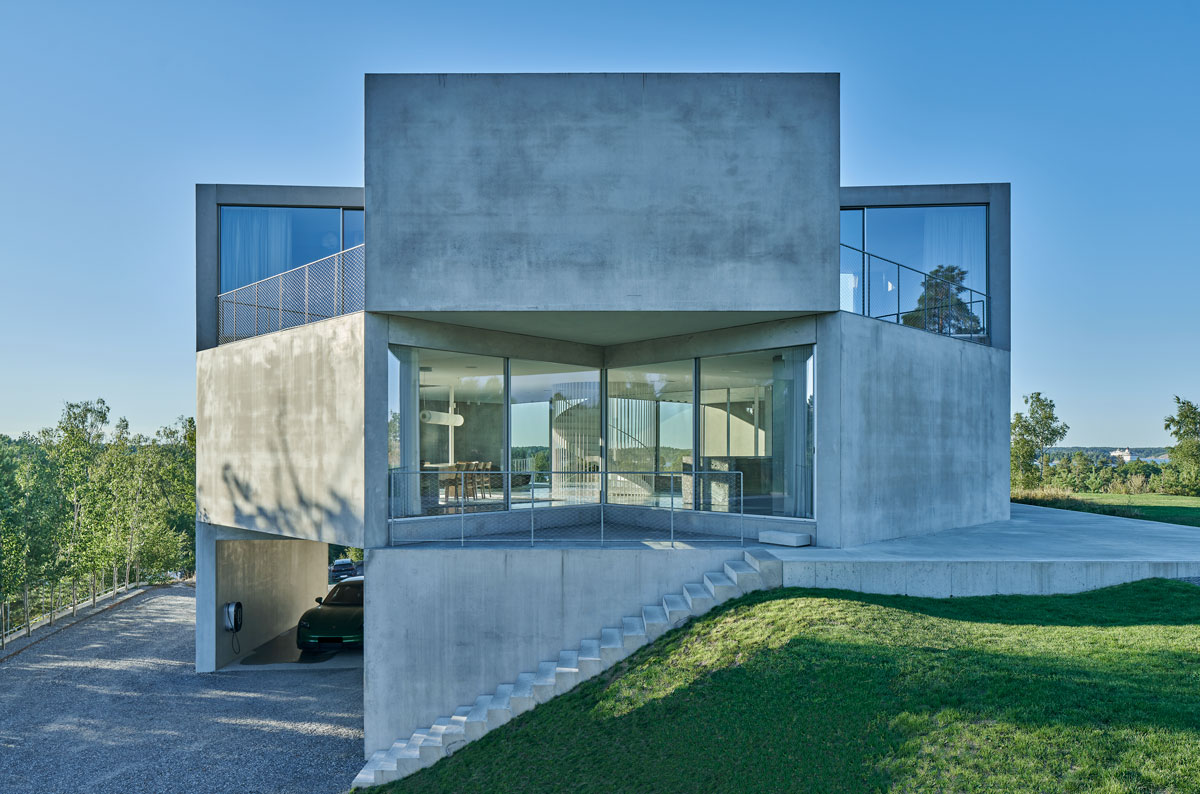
[{"left": 352, "top": 548, "right": 783, "bottom": 788}]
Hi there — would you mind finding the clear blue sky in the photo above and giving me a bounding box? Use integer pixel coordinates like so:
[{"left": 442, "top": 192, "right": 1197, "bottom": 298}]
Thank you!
[{"left": 1, "top": 0, "right": 1196, "bottom": 446}]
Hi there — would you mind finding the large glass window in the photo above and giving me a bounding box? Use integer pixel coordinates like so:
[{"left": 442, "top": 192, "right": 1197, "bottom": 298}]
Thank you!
[
  {"left": 840, "top": 205, "right": 988, "bottom": 338},
  {"left": 389, "top": 347, "right": 505, "bottom": 516},
  {"left": 699, "top": 347, "right": 813, "bottom": 518},
  {"left": 510, "top": 360, "right": 601, "bottom": 507},
  {"left": 606, "top": 360, "right": 694, "bottom": 507},
  {"left": 219, "top": 205, "right": 365, "bottom": 292}
]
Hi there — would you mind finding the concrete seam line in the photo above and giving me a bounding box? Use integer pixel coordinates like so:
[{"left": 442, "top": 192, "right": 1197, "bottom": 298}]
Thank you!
[{"left": 0, "top": 585, "right": 167, "bottom": 665}]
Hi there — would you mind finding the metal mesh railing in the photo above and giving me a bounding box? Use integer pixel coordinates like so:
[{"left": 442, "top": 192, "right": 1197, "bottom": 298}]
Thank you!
[
  {"left": 217, "top": 245, "right": 365, "bottom": 344},
  {"left": 387, "top": 469, "right": 744, "bottom": 546}
]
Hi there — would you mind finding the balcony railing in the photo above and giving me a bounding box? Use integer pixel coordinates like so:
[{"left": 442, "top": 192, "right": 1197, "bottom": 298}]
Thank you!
[
  {"left": 217, "top": 244, "right": 365, "bottom": 345},
  {"left": 839, "top": 244, "right": 988, "bottom": 343}
]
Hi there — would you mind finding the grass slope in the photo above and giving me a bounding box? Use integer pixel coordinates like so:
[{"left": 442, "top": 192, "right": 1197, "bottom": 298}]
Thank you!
[
  {"left": 1013, "top": 492, "right": 1200, "bottom": 529},
  {"left": 367, "top": 580, "right": 1200, "bottom": 794}
]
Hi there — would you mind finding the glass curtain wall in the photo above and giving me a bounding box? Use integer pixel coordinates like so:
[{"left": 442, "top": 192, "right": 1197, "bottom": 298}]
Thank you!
[
  {"left": 389, "top": 346, "right": 505, "bottom": 517},
  {"left": 699, "top": 347, "right": 813, "bottom": 517},
  {"left": 606, "top": 360, "right": 694, "bottom": 507},
  {"left": 509, "top": 360, "right": 601, "bottom": 508}
]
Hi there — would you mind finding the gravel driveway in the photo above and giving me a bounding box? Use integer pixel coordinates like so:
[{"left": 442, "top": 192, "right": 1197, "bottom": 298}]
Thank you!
[{"left": 0, "top": 584, "right": 363, "bottom": 794}]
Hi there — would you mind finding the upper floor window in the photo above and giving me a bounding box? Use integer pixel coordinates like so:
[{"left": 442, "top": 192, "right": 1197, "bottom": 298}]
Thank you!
[
  {"left": 219, "top": 206, "right": 363, "bottom": 292},
  {"left": 840, "top": 205, "right": 987, "bottom": 295}
]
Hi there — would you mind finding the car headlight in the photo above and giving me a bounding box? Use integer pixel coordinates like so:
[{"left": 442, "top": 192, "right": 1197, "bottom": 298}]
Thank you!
[{"left": 298, "top": 620, "right": 310, "bottom": 628}]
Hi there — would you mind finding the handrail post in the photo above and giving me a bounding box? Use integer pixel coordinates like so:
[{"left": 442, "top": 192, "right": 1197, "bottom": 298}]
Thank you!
[
  {"left": 278, "top": 275, "right": 284, "bottom": 332},
  {"left": 739, "top": 471, "right": 745, "bottom": 546},
  {"left": 459, "top": 472, "right": 465, "bottom": 547},
  {"left": 670, "top": 472, "right": 675, "bottom": 549},
  {"left": 304, "top": 266, "right": 310, "bottom": 324},
  {"left": 599, "top": 474, "right": 605, "bottom": 547},
  {"left": 530, "top": 472, "right": 536, "bottom": 547}
]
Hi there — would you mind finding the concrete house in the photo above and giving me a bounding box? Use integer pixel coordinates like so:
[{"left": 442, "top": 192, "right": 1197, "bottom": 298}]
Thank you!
[{"left": 193, "top": 73, "right": 1010, "bottom": 785}]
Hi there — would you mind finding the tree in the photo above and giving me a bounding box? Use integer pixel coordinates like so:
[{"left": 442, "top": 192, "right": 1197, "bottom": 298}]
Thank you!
[
  {"left": 901, "top": 265, "right": 983, "bottom": 335},
  {"left": 1165, "top": 396, "right": 1200, "bottom": 467},
  {"left": 1011, "top": 392, "right": 1069, "bottom": 483}
]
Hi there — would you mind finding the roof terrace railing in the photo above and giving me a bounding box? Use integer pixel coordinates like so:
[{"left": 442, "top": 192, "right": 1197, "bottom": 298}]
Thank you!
[
  {"left": 216, "top": 244, "right": 365, "bottom": 345},
  {"left": 839, "top": 243, "right": 989, "bottom": 343}
]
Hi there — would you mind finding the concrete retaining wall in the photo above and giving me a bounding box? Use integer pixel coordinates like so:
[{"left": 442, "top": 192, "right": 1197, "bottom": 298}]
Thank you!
[
  {"left": 363, "top": 545, "right": 743, "bottom": 754},
  {"left": 782, "top": 559, "right": 1200, "bottom": 598}
]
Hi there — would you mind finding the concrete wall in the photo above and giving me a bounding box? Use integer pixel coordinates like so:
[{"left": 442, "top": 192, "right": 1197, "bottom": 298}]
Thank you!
[
  {"left": 814, "top": 312, "right": 1010, "bottom": 547},
  {"left": 196, "top": 312, "right": 372, "bottom": 547},
  {"left": 363, "top": 545, "right": 743, "bottom": 753},
  {"left": 194, "top": 522, "right": 328, "bottom": 672},
  {"left": 195, "top": 184, "right": 364, "bottom": 352},
  {"left": 365, "top": 73, "right": 840, "bottom": 315}
]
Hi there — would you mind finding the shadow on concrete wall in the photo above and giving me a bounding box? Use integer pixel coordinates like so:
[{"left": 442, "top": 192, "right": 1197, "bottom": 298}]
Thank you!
[{"left": 207, "top": 396, "right": 363, "bottom": 543}]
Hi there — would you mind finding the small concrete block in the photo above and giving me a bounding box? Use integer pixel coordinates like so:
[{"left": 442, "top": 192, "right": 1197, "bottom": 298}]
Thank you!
[
  {"left": 578, "top": 638, "right": 604, "bottom": 677},
  {"left": 759, "top": 529, "right": 812, "bottom": 547}
]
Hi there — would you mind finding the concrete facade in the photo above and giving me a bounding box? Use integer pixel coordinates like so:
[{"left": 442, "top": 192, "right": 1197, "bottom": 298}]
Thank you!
[
  {"left": 196, "top": 312, "right": 371, "bottom": 548},
  {"left": 813, "top": 311, "right": 1011, "bottom": 548},
  {"left": 365, "top": 73, "right": 840, "bottom": 329},
  {"left": 194, "top": 522, "right": 328, "bottom": 672}
]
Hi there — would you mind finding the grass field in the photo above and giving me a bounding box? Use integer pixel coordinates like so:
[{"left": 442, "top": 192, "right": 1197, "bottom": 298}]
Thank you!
[
  {"left": 368, "top": 579, "right": 1200, "bottom": 794},
  {"left": 1012, "top": 491, "right": 1200, "bottom": 529}
]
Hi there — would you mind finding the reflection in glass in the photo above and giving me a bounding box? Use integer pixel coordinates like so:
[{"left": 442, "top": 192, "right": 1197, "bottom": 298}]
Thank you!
[
  {"left": 510, "top": 360, "right": 601, "bottom": 508},
  {"left": 219, "top": 206, "right": 342, "bottom": 291},
  {"left": 606, "top": 360, "right": 694, "bottom": 507},
  {"left": 343, "top": 209, "right": 365, "bottom": 248},
  {"left": 699, "top": 347, "right": 813, "bottom": 517},
  {"left": 862, "top": 205, "right": 986, "bottom": 295},
  {"left": 389, "top": 346, "right": 505, "bottom": 516}
]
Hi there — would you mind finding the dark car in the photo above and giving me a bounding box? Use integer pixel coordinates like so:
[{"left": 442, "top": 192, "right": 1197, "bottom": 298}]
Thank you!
[
  {"left": 297, "top": 577, "right": 364, "bottom": 651},
  {"left": 329, "top": 558, "right": 357, "bottom": 582}
]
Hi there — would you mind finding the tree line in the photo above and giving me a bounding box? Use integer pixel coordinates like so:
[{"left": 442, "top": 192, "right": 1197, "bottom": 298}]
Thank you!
[
  {"left": 1011, "top": 393, "right": 1200, "bottom": 496},
  {"left": 0, "top": 399, "right": 195, "bottom": 640}
]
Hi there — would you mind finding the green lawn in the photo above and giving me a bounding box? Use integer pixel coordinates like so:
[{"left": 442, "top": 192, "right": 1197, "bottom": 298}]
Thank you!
[
  {"left": 368, "top": 580, "right": 1200, "bottom": 794},
  {"left": 1013, "top": 491, "right": 1200, "bottom": 529}
]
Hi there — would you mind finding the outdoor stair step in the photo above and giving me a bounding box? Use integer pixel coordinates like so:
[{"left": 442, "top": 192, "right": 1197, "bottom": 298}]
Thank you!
[
  {"left": 621, "top": 616, "right": 647, "bottom": 652},
  {"left": 683, "top": 581, "right": 715, "bottom": 613},
  {"left": 510, "top": 673, "right": 536, "bottom": 715},
  {"left": 663, "top": 593, "right": 691, "bottom": 626},
  {"left": 703, "top": 570, "right": 739, "bottom": 602},
  {"left": 488, "top": 684, "right": 514, "bottom": 726},
  {"left": 555, "top": 650, "right": 581, "bottom": 693},
  {"left": 599, "top": 627, "right": 626, "bottom": 664},
  {"left": 642, "top": 605, "right": 669, "bottom": 640},
  {"left": 743, "top": 548, "right": 783, "bottom": 588},
  {"left": 430, "top": 717, "right": 467, "bottom": 754},
  {"left": 450, "top": 705, "right": 483, "bottom": 740},
  {"left": 578, "top": 638, "right": 603, "bottom": 677},
  {"left": 533, "top": 661, "right": 559, "bottom": 702},
  {"left": 466, "top": 695, "right": 493, "bottom": 727},
  {"left": 409, "top": 729, "right": 445, "bottom": 765},
  {"left": 724, "top": 560, "right": 765, "bottom": 592}
]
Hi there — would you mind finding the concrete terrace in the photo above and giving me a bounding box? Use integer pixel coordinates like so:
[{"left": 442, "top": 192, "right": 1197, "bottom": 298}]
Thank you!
[{"left": 771, "top": 503, "right": 1200, "bottom": 596}]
